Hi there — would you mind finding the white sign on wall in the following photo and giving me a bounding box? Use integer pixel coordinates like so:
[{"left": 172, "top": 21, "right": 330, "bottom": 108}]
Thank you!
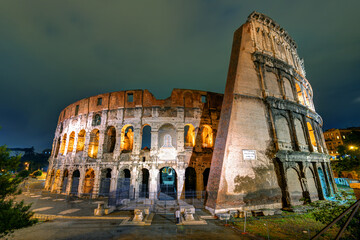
[{"left": 243, "top": 150, "right": 257, "bottom": 160}]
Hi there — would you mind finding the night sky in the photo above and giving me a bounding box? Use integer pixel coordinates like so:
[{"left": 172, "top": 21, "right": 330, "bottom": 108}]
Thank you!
[{"left": 0, "top": 1, "right": 359, "bottom": 152}]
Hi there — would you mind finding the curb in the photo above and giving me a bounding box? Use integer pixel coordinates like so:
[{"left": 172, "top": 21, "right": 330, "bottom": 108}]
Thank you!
[{"left": 32, "top": 213, "right": 128, "bottom": 221}]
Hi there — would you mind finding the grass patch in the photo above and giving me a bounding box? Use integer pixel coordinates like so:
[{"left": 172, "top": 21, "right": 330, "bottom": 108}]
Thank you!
[{"left": 232, "top": 212, "right": 349, "bottom": 239}]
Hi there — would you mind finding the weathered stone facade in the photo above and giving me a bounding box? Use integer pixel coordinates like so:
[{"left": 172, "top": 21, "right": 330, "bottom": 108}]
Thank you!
[
  {"left": 45, "top": 12, "right": 336, "bottom": 213},
  {"left": 205, "top": 12, "right": 336, "bottom": 213},
  {"left": 45, "top": 89, "right": 223, "bottom": 201}
]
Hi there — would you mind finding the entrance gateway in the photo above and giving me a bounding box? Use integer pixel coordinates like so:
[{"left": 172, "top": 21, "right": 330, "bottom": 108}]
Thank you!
[{"left": 159, "top": 167, "right": 177, "bottom": 200}]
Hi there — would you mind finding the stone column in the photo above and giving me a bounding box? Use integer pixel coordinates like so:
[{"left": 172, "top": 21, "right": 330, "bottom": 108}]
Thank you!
[
  {"left": 312, "top": 163, "right": 325, "bottom": 200},
  {"left": 302, "top": 116, "right": 314, "bottom": 152},
  {"left": 177, "top": 168, "right": 185, "bottom": 200},
  {"left": 196, "top": 169, "right": 203, "bottom": 199},
  {"left": 92, "top": 166, "right": 101, "bottom": 198},
  {"left": 56, "top": 169, "right": 64, "bottom": 194},
  {"left": 66, "top": 169, "right": 73, "bottom": 195},
  {"left": 131, "top": 167, "right": 138, "bottom": 199},
  {"left": 97, "top": 129, "right": 106, "bottom": 159},
  {"left": 113, "top": 131, "right": 122, "bottom": 159},
  {"left": 133, "top": 127, "right": 141, "bottom": 155},
  {"left": 176, "top": 126, "right": 185, "bottom": 153},
  {"left": 77, "top": 167, "right": 86, "bottom": 197},
  {"left": 82, "top": 131, "right": 91, "bottom": 159},
  {"left": 109, "top": 167, "right": 119, "bottom": 206},
  {"left": 149, "top": 166, "right": 158, "bottom": 200},
  {"left": 150, "top": 128, "right": 159, "bottom": 153}
]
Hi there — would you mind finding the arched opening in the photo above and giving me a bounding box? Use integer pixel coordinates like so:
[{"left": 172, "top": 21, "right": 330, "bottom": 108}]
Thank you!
[
  {"left": 67, "top": 132, "right": 75, "bottom": 154},
  {"left": 295, "top": 83, "right": 305, "bottom": 105},
  {"left": 71, "top": 170, "right": 80, "bottom": 195},
  {"left": 303, "top": 90, "right": 311, "bottom": 107},
  {"left": 184, "top": 124, "right": 195, "bottom": 147},
  {"left": 286, "top": 168, "right": 303, "bottom": 205},
  {"left": 294, "top": 118, "right": 306, "bottom": 146},
  {"left": 54, "top": 138, "right": 61, "bottom": 158},
  {"left": 307, "top": 122, "right": 317, "bottom": 147},
  {"left": 60, "top": 134, "right": 67, "bottom": 155},
  {"left": 92, "top": 114, "right": 101, "bottom": 126},
  {"left": 185, "top": 167, "right": 197, "bottom": 198},
  {"left": 139, "top": 168, "right": 149, "bottom": 198},
  {"left": 61, "top": 169, "right": 69, "bottom": 193},
  {"left": 117, "top": 169, "right": 131, "bottom": 201},
  {"left": 83, "top": 168, "right": 95, "bottom": 195},
  {"left": 88, "top": 129, "right": 99, "bottom": 158},
  {"left": 104, "top": 126, "right": 116, "bottom": 153},
  {"left": 305, "top": 168, "right": 319, "bottom": 201},
  {"left": 283, "top": 78, "right": 294, "bottom": 101},
  {"left": 275, "top": 116, "right": 292, "bottom": 149},
  {"left": 121, "top": 125, "right": 134, "bottom": 152},
  {"left": 76, "top": 130, "right": 86, "bottom": 152},
  {"left": 159, "top": 167, "right": 177, "bottom": 200},
  {"left": 203, "top": 168, "right": 210, "bottom": 191},
  {"left": 99, "top": 168, "right": 112, "bottom": 197},
  {"left": 201, "top": 125, "right": 213, "bottom": 148},
  {"left": 141, "top": 125, "right": 151, "bottom": 150},
  {"left": 318, "top": 167, "right": 329, "bottom": 198}
]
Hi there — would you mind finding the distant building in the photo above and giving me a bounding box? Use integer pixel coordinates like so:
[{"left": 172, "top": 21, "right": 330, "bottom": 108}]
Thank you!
[{"left": 324, "top": 127, "right": 360, "bottom": 157}]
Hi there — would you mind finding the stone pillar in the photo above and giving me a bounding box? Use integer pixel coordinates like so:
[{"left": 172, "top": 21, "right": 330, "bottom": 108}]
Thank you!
[
  {"left": 150, "top": 128, "right": 159, "bottom": 153},
  {"left": 56, "top": 169, "right": 64, "bottom": 194},
  {"left": 44, "top": 168, "right": 52, "bottom": 190},
  {"left": 109, "top": 167, "right": 118, "bottom": 205},
  {"left": 66, "top": 169, "right": 73, "bottom": 195},
  {"left": 82, "top": 131, "right": 91, "bottom": 159},
  {"left": 113, "top": 131, "right": 122, "bottom": 159},
  {"left": 312, "top": 163, "right": 325, "bottom": 200},
  {"left": 196, "top": 169, "right": 203, "bottom": 199},
  {"left": 302, "top": 116, "right": 314, "bottom": 152},
  {"left": 92, "top": 166, "right": 101, "bottom": 198},
  {"left": 133, "top": 127, "right": 141, "bottom": 155},
  {"left": 97, "top": 129, "right": 106, "bottom": 159},
  {"left": 149, "top": 166, "right": 158, "bottom": 200},
  {"left": 77, "top": 167, "right": 86, "bottom": 197},
  {"left": 177, "top": 126, "right": 185, "bottom": 153},
  {"left": 131, "top": 167, "right": 138, "bottom": 199},
  {"left": 177, "top": 168, "right": 185, "bottom": 200}
]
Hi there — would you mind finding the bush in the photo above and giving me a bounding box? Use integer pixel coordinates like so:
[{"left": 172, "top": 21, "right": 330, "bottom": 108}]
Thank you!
[
  {"left": 33, "top": 170, "right": 42, "bottom": 177},
  {"left": 0, "top": 200, "right": 37, "bottom": 237}
]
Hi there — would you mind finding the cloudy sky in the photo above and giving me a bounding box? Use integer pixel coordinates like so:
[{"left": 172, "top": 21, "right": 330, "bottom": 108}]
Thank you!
[{"left": 0, "top": 0, "right": 359, "bottom": 152}]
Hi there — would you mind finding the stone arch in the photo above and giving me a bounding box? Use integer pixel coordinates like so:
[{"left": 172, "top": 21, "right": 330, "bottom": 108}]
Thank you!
[
  {"left": 83, "top": 168, "right": 95, "bottom": 194},
  {"left": 71, "top": 169, "right": 80, "bottom": 195},
  {"left": 60, "top": 134, "right": 67, "bottom": 155},
  {"left": 61, "top": 169, "right": 69, "bottom": 193},
  {"left": 283, "top": 77, "right": 294, "bottom": 100},
  {"left": 265, "top": 71, "right": 281, "bottom": 97},
  {"left": 76, "top": 130, "right": 86, "bottom": 152},
  {"left": 185, "top": 167, "right": 197, "bottom": 198},
  {"left": 92, "top": 114, "right": 101, "bottom": 126},
  {"left": 275, "top": 115, "right": 292, "bottom": 149},
  {"left": 294, "top": 118, "right": 307, "bottom": 146},
  {"left": 67, "top": 131, "right": 75, "bottom": 153},
  {"left": 103, "top": 126, "right": 116, "bottom": 153},
  {"left": 184, "top": 124, "right": 195, "bottom": 147},
  {"left": 305, "top": 167, "right": 319, "bottom": 201},
  {"left": 117, "top": 168, "right": 131, "bottom": 200},
  {"left": 159, "top": 167, "right": 177, "bottom": 200},
  {"left": 286, "top": 167, "right": 303, "bottom": 205},
  {"left": 139, "top": 168, "right": 150, "bottom": 198},
  {"left": 88, "top": 129, "right": 99, "bottom": 158},
  {"left": 201, "top": 125, "right": 213, "bottom": 148},
  {"left": 306, "top": 122, "right": 317, "bottom": 148},
  {"left": 141, "top": 124, "right": 151, "bottom": 150},
  {"left": 99, "top": 168, "right": 112, "bottom": 196},
  {"left": 121, "top": 125, "right": 134, "bottom": 152}
]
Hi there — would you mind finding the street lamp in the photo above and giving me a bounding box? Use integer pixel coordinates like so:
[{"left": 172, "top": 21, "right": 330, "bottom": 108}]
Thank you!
[{"left": 24, "top": 162, "right": 29, "bottom": 171}]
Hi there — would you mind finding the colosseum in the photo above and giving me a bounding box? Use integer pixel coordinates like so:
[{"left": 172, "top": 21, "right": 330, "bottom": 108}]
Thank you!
[{"left": 45, "top": 12, "right": 336, "bottom": 214}]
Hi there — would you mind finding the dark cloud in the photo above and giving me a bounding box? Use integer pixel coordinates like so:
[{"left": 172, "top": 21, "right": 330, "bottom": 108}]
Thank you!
[{"left": 0, "top": 0, "right": 359, "bottom": 151}]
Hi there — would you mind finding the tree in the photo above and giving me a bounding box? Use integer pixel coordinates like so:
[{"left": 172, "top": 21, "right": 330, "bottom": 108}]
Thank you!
[{"left": 0, "top": 144, "right": 37, "bottom": 237}]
